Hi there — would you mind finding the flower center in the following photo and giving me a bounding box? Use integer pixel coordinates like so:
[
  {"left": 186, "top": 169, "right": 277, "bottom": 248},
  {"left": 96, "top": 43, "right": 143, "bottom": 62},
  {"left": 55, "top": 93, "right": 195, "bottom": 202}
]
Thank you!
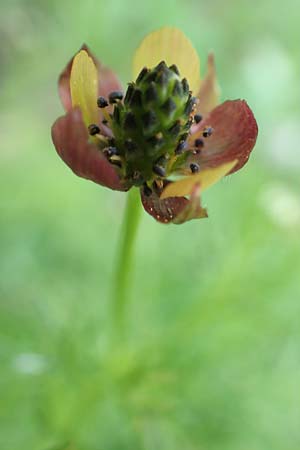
[{"left": 108, "top": 61, "right": 196, "bottom": 188}]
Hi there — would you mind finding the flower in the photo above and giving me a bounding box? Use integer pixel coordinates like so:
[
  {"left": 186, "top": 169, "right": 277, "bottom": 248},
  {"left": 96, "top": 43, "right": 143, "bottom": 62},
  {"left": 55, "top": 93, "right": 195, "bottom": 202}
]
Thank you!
[{"left": 51, "top": 27, "right": 258, "bottom": 224}]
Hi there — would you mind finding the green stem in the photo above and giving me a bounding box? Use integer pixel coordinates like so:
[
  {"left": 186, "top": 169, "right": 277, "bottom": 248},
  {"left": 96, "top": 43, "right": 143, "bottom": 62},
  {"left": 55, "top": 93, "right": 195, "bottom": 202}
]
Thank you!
[{"left": 111, "top": 188, "right": 142, "bottom": 338}]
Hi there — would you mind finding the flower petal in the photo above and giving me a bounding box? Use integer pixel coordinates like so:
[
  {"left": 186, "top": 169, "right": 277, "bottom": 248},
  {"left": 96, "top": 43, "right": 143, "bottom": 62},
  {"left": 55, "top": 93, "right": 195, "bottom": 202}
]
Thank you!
[
  {"left": 160, "top": 160, "right": 237, "bottom": 199},
  {"left": 172, "top": 184, "right": 208, "bottom": 224},
  {"left": 58, "top": 44, "right": 122, "bottom": 113},
  {"left": 141, "top": 184, "right": 207, "bottom": 224},
  {"left": 188, "top": 100, "right": 258, "bottom": 174},
  {"left": 70, "top": 50, "right": 98, "bottom": 126},
  {"left": 195, "top": 53, "right": 220, "bottom": 118},
  {"left": 51, "top": 108, "right": 126, "bottom": 191},
  {"left": 133, "top": 27, "right": 201, "bottom": 93}
]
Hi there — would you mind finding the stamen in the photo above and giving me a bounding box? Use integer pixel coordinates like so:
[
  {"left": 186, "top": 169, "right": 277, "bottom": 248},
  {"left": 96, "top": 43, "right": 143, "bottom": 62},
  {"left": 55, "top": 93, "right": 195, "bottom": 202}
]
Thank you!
[
  {"left": 175, "top": 140, "right": 186, "bottom": 155},
  {"left": 108, "top": 91, "right": 124, "bottom": 104},
  {"left": 186, "top": 118, "right": 194, "bottom": 129},
  {"left": 97, "top": 97, "right": 108, "bottom": 108},
  {"left": 94, "top": 133, "right": 109, "bottom": 145},
  {"left": 203, "top": 126, "right": 213, "bottom": 137},
  {"left": 184, "top": 96, "right": 197, "bottom": 115},
  {"left": 195, "top": 138, "right": 204, "bottom": 148},
  {"left": 153, "top": 179, "right": 163, "bottom": 192},
  {"left": 153, "top": 165, "right": 166, "bottom": 177},
  {"left": 88, "top": 124, "right": 100, "bottom": 135},
  {"left": 106, "top": 146, "right": 119, "bottom": 157},
  {"left": 181, "top": 132, "right": 189, "bottom": 141},
  {"left": 110, "top": 155, "right": 122, "bottom": 168},
  {"left": 99, "top": 103, "right": 112, "bottom": 125},
  {"left": 194, "top": 114, "right": 202, "bottom": 124},
  {"left": 190, "top": 163, "right": 200, "bottom": 173}
]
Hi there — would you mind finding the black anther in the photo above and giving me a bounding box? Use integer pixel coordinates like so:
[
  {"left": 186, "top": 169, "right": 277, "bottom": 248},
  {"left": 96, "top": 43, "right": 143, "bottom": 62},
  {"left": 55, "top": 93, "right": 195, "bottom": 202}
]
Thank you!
[
  {"left": 108, "top": 91, "right": 123, "bottom": 104},
  {"left": 88, "top": 124, "right": 100, "bottom": 135},
  {"left": 190, "top": 163, "right": 200, "bottom": 173},
  {"left": 97, "top": 97, "right": 108, "bottom": 108},
  {"left": 185, "top": 96, "right": 197, "bottom": 115},
  {"left": 195, "top": 138, "right": 204, "bottom": 148},
  {"left": 194, "top": 114, "right": 202, "bottom": 124},
  {"left": 153, "top": 165, "right": 166, "bottom": 177},
  {"left": 203, "top": 127, "right": 213, "bottom": 137},
  {"left": 175, "top": 140, "right": 186, "bottom": 155},
  {"left": 107, "top": 147, "right": 119, "bottom": 157}
]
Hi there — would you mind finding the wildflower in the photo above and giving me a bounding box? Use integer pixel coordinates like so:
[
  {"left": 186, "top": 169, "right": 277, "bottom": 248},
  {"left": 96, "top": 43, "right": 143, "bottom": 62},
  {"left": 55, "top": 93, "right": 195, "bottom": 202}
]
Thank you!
[{"left": 51, "top": 27, "right": 258, "bottom": 224}]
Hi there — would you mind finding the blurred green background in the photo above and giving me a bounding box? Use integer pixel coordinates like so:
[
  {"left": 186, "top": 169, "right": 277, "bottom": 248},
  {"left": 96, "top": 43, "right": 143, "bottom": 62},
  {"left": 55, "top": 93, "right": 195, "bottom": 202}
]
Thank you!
[{"left": 1, "top": 0, "right": 300, "bottom": 449}]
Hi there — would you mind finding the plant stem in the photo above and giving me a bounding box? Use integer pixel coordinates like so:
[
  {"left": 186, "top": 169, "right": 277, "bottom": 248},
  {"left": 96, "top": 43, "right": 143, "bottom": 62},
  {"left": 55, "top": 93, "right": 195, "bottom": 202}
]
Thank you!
[{"left": 111, "top": 188, "right": 141, "bottom": 338}]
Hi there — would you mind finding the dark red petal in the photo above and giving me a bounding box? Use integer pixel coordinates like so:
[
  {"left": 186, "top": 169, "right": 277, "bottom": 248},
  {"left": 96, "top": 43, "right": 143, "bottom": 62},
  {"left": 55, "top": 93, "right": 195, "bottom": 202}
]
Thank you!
[
  {"left": 51, "top": 108, "right": 126, "bottom": 191},
  {"left": 194, "top": 53, "right": 220, "bottom": 118},
  {"left": 141, "top": 184, "right": 207, "bottom": 224},
  {"left": 188, "top": 100, "right": 258, "bottom": 174},
  {"left": 58, "top": 44, "right": 122, "bottom": 113}
]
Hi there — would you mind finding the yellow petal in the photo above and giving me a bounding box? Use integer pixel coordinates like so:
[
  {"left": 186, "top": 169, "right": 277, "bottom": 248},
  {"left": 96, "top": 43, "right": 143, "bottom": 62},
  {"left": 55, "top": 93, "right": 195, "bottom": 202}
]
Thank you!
[
  {"left": 70, "top": 50, "right": 98, "bottom": 126},
  {"left": 160, "top": 160, "right": 238, "bottom": 199},
  {"left": 133, "top": 27, "right": 201, "bottom": 93}
]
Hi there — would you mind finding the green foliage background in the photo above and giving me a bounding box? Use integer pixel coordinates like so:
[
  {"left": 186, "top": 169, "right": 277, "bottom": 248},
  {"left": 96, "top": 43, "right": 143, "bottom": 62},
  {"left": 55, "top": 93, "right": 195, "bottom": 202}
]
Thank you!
[{"left": 1, "top": 0, "right": 300, "bottom": 449}]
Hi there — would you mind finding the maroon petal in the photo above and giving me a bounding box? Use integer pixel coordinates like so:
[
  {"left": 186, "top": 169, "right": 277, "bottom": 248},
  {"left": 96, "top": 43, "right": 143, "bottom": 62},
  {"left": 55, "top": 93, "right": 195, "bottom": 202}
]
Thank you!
[
  {"left": 195, "top": 53, "right": 220, "bottom": 118},
  {"left": 141, "top": 184, "right": 207, "bottom": 224},
  {"left": 51, "top": 108, "right": 126, "bottom": 191},
  {"left": 188, "top": 100, "right": 258, "bottom": 174},
  {"left": 58, "top": 44, "right": 122, "bottom": 113}
]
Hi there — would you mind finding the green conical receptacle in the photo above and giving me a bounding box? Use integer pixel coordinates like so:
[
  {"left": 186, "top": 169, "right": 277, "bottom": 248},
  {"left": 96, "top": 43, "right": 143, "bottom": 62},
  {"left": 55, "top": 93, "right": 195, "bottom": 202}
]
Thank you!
[{"left": 112, "top": 61, "right": 195, "bottom": 186}]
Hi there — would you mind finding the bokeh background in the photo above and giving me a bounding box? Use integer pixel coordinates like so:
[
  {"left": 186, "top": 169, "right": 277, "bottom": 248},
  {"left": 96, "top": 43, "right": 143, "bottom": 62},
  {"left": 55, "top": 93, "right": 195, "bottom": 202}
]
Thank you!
[{"left": 1, "top": 0, "right": 300, "bottom": 449}]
